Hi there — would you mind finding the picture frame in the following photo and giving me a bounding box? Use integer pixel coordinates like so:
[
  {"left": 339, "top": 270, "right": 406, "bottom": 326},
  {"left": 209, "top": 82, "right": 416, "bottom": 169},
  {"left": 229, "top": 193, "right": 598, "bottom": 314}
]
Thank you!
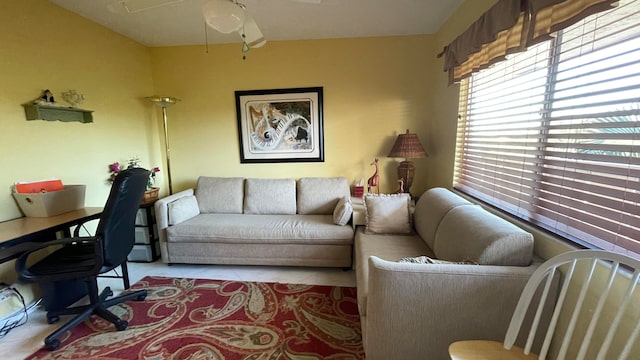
[{"left": 235, "top": 87, "right": 324, "bottom": 163}]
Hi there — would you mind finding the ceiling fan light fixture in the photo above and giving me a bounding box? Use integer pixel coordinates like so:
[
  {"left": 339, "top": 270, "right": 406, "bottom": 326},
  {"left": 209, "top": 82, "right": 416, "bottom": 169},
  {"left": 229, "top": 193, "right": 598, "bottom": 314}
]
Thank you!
[{"left": 202, "top": 0, "right": 246, "bottom": 34}]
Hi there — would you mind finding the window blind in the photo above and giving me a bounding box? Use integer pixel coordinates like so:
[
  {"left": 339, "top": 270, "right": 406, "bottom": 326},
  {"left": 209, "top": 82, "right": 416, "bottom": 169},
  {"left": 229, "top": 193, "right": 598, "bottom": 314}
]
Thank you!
[
  {"left": 454, "top": 0, "right": 640, "bottom": 257},
  {"left": 440, "top": 0, "right": 618, "bottom": 85}
]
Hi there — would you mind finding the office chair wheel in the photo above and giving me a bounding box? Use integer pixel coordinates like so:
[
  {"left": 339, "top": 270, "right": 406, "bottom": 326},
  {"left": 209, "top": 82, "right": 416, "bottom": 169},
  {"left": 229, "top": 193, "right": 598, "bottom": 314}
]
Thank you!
[
  {"left": 46, "top": 315, "right": 60, "bottom": 324},
  {"left": 45, "top": 338, "right": 61, "bottom": 351},
  {"left": 115, "top": 319, "right": 128, "bottom": 331},
  {"left": 136, "top": 294, "right": 147, "bottom": 301}
]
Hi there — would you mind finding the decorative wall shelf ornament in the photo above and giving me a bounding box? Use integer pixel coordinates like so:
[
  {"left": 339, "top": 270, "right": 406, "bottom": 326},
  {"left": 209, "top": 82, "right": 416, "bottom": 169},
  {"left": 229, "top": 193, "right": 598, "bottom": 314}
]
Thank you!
[{"left": 23, "top": 104, "right": 94, "bottom": 123}]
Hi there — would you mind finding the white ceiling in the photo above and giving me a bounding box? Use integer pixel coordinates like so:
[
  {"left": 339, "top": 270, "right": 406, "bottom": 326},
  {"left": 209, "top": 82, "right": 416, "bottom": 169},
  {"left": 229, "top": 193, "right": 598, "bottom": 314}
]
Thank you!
[{"left": 48, "top": 0, "right": 465, "bottom": 47}]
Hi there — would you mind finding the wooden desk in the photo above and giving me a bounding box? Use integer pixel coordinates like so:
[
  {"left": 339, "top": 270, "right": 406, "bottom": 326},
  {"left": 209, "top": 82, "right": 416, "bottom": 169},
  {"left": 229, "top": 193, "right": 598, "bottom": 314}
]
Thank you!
[
  {"left": 0, "top": 207, "right": 131, "bottom": 291},
  {"left": 0, "top": 207, "right": 106, "bottom": 311},
  {"left": 0, "top": 207, "right": 102, "bottom": 263},
  {"left": 0, "top": 207, "right": 102, "bottom": 242}
]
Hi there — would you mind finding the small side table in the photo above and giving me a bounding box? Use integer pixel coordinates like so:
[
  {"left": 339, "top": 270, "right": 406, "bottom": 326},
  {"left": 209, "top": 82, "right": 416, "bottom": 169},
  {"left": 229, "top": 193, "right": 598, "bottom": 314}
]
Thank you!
[
  {"left": 128, "top": 202, "right": 160, "bottom": 262},
  {"left": 350, "top": 196, "right": 365, "bottom": 229}
]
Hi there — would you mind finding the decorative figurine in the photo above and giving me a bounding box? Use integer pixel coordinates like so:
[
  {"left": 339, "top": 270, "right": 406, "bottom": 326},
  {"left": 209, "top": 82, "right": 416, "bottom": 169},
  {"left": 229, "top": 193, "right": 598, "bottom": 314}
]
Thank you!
[
  {"left": 33, "top": 89, "right": 54, "bottom": 104},
  {"left": 367, "top": 158, "right": 380, "bottom": 195},
  {"left": 33, "top": 89, "right": 63, "bottom": 107},
  {"left": 41, "top": 89, "right": 54, "bottom": 103},
  {"left": 396, "top": 178, "right": 405, "bottom": 194},
  {"left": 62, "top": 89, "right": 85, "bottom": 108}
]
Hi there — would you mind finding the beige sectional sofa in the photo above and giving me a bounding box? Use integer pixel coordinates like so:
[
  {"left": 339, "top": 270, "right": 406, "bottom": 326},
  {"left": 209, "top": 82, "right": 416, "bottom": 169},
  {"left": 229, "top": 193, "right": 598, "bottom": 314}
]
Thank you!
[
  {"left": 355, "top": 188, "right": 541, "bottom": 360},
  {"left": 155, "top": 176, "right": 354, "bottom": 267},
  {"left": 156, "top": 179, "right": 545, "bottom": 359}
]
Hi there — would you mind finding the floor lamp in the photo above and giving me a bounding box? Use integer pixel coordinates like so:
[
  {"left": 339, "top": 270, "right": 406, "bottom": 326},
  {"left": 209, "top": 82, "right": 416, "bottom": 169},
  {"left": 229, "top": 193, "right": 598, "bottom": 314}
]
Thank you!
[{"left": 146, "top": 96, "right": 180, "bottom": 195}]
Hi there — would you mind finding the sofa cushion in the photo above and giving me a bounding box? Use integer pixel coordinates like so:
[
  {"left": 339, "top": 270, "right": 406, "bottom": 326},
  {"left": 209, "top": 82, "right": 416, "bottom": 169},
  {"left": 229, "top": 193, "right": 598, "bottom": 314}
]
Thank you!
[
  {"left": 364, "top": 193, "right": 412, "bottom": 234},
  {"left": 168, "top": 195, "right": 200, "bottom": 225},
  {"left": 333, "top": 196, "right": 353, "bottom": 226},
  {"left": 354, "top": 228, "right": 433, "bottom": 317},
  {"left": 413, "top": 187, "right": 472, "bottom": 250},
  {"left": 166, "top": 213, "right": 354, "bottom": 243},
  {"left": 433, "top": 205, "right": 534, "bottom": 266},
  {"left": 195, "top": 177, "right": 244, "bottom": 214},
  {"left": 296, "top": 177, "right": 350, "bottom": 215},
  {"left": 244, "top": 178, "right": 296, "bottom": 215}
]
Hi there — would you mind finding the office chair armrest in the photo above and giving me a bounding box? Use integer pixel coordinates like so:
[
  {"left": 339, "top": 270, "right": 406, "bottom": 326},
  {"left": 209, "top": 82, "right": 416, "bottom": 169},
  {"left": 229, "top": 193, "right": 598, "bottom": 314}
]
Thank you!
[
  {"left": 15, "top": 236, "right": 103, "bottom": 282},
  {"left": 1, "top": 237, "right": 89, "bottom": 261},
  {"left": 72, "top": 217, "right": 100, "bottom": 237}
]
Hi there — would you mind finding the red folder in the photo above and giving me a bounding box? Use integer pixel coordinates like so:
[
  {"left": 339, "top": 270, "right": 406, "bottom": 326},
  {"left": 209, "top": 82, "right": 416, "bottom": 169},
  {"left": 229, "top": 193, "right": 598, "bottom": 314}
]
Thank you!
[{"left": 15, "top": 179, "right": 64, "bottom": 193}]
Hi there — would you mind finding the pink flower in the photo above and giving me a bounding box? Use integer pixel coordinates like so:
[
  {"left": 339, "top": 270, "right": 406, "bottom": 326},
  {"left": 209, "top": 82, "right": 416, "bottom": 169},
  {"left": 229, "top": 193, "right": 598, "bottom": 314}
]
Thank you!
[
  {"left": 110, "top": 162, "right": 120, "bottom": 173},
  {"left": 107, "top": 159, "right": 159, "bottom": 189}
]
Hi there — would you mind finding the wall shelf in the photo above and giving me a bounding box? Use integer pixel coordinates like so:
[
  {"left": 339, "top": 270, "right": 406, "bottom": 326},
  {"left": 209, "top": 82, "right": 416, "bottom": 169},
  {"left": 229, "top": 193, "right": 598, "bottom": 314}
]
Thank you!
[{"left": 23, "top": 104, "right": 93, "bottom": 123}]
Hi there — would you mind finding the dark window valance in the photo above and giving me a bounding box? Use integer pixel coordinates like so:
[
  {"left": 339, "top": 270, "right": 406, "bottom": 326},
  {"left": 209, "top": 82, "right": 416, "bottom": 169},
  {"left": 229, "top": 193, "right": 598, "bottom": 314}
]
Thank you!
[{"left": 439, "top": 0, "right": 619, "bottom": 84}]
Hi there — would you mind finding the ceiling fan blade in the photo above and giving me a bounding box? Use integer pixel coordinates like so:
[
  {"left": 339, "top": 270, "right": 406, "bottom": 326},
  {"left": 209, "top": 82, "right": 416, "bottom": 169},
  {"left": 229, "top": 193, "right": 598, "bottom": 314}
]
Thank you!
[
  {"left": 241, "top": 14, "right": 266, "bottom": 48},
  {"left": 202, "top": 0, "right": 246, "bottom": 34},
  {"left": 108, "top": 0, "right": 184, "bottom": 14}
]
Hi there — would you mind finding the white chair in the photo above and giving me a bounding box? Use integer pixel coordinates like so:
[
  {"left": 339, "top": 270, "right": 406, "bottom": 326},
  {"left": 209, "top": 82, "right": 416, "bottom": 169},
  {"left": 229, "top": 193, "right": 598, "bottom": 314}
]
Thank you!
[{"left": 449, "top": 249, "right": 640, "bottom": 360}]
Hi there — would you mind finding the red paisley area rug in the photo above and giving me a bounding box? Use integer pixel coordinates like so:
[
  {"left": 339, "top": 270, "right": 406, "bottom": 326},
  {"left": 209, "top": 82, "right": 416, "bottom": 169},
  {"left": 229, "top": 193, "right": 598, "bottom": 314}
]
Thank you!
[{"left": 26, "top": 276, "right": 364, "bottom": 359}]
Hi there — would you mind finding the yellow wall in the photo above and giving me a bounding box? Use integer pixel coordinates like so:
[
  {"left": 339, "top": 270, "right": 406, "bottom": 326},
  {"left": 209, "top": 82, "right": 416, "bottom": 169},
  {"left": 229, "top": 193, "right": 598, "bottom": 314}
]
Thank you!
[
  {"left": 0, "top": 1, "right": 157, "bottom": 281},
  {"left": 1, "top": 1, "right": 436, "bottom": 281},
  {"left": 148, "top": 36, "right": 435, "bottom": 195}
]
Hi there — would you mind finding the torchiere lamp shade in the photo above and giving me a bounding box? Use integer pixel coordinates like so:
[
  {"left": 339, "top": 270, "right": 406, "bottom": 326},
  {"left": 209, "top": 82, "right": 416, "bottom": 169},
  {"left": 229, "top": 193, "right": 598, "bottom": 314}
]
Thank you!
[{"left": 387, "top": 129, "right": 428, "bottom": 194}]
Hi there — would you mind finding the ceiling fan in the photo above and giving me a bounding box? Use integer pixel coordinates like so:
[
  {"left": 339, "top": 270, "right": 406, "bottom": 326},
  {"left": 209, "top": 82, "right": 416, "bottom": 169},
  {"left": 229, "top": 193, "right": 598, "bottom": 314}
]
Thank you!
[
  {"left": 202, "top": 0, "right": 321, "bottom": 51},
  {"left": 202, "top": 0, "right": 265, "bottom": 50},
  {"left": 108, "top": 0, "right": 321, "bottom": 54}
]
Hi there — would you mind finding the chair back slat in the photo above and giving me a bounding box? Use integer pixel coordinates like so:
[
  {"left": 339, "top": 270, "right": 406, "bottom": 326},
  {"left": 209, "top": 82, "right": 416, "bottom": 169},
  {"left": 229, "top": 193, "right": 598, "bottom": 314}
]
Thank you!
[
  {"left": 504, "top": 250, "right": 640, "bottom": 360},
  {"left": 504, "top": 265, "right": 555, "bottom": 350},
  {"left": 577, "top": 261, "right": 619, "bottom": 359},
  {"left": 597, "top": 269, "right": 640, "bottom": 360},
  {"left": 620, "top": 307, "right": 640, "bottom": 360},
  {"left": 540, "top": 260, "right": 577, "bottom": 360},
  {"left": 558, "top": 259, "right": 598, "bottom": 360},
  {"left": 524, "top": 269, "right": 556, "bottom": 354}
]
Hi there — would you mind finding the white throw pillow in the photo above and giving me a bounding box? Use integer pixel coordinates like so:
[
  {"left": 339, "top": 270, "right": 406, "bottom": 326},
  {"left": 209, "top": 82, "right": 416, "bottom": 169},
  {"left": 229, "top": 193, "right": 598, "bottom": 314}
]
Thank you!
[
  {"left": 168, "top": 195, "right": 200, "bottom": 225},
  {"left": 364, "top": 193, "right": 412, "bottom": 234},
  {"left": 333, "top": 196, "right": 353, "bottom": 226}
]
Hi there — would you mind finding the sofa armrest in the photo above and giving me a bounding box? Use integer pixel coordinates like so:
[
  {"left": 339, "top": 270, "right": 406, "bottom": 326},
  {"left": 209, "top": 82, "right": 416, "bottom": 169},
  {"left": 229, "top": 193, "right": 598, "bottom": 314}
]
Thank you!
[
  {"left": 154, "top": 189, "right": 195, "bottom": 248},
  {"left": 364, "top": 256, "right": 539, "bottom": 360}
]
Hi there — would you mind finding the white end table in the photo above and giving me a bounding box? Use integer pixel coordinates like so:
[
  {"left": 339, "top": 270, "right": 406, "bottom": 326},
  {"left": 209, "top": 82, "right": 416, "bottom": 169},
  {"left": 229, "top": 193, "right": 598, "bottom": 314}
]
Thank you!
[{"left": 350, "top": 196, "right": 365, "bottom": 229}]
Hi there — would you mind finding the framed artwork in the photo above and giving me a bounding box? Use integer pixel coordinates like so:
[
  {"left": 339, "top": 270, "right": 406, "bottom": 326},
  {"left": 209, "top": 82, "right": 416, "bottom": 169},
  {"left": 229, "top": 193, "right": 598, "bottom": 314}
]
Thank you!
[{"left": 235, "top": 87, "right": 324, "bottom": 163}]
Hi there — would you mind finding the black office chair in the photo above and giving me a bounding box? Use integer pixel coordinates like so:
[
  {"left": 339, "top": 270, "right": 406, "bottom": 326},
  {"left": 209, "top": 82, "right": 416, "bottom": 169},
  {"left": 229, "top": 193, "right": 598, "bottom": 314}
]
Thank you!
[{"left": 15, "top": 167, "right": 150, "bottom": 351}]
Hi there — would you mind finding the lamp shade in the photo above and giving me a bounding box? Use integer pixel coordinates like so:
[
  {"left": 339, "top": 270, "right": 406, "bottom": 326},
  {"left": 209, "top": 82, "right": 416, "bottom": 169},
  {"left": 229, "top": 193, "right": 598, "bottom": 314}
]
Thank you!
[
  {"left": 202, "top": 0, "right": 246, "bottom": 34},
  {"left": 387, "top": 129, "right": 428, "bottom": 159},
  {"left": 145, "top": 96, "right": 180, "bottom": 107}
]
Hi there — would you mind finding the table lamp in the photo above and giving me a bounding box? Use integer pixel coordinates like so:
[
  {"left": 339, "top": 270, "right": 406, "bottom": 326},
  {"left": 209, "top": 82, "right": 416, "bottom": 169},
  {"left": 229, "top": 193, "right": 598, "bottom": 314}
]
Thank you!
[{"left": 387, "top": 129, "right": 428, "bottom": 195}]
